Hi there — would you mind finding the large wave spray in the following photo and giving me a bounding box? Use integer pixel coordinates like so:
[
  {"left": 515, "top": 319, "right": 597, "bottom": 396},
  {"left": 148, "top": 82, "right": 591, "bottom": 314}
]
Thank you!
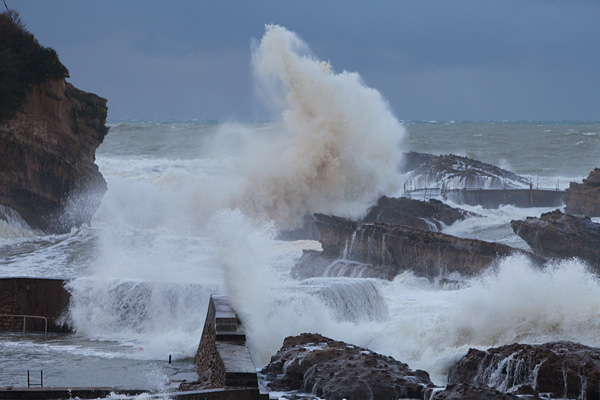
[{"left": 231, "top": 25, "right": 405, "bottom": 229}]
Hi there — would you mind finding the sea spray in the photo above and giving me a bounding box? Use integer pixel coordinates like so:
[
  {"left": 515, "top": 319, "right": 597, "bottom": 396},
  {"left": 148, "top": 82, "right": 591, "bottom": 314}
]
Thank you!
[
  {"left": 446, "top": 255, "right": 600, "bottom": 348},
  {"left": 226, "top": 24, "right": 405, "bottom": 229}
]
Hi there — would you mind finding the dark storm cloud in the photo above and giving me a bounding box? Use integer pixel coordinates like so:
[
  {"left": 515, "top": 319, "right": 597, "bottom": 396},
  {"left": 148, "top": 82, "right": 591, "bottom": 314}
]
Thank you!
[{"left": 12, "top": 0, "right": 600, "bottom": 121}]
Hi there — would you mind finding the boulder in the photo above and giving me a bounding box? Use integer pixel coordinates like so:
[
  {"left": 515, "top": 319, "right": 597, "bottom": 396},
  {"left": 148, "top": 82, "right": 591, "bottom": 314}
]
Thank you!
[
  {"left": 564, "top": 168, "right": 600, "bottom": 217},
  {"left": 0, "top": 11, "right": 108, "bottom": 232},
  {"left": 511, "top": 209, "right": 600, "bottom": 267},
  {"left": 363, "top": 196, "right": 471, "bottom": 231},
  {"left": 262, "top": 333, "right": 433, "bottom": 400},
  {"left": 448, "top": 341, "right": 600, "bottom": 400},
  {"left": 292, "top": 214, "right": 533, "bottom": 280}
]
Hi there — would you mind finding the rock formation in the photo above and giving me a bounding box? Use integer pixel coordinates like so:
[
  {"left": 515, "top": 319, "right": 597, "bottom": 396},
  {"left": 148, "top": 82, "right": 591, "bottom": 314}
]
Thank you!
[
  {"left": 0, "top": 10, "right": 108, "bottom": 232},
  {"left": 292, "top": 213, "right": 532, "bottom": 280},
  {"left": 511, "top": 209, "right": 600, "bottom": 267},
  {"left": 448, "top": 341, "right": 600, "bottom": 400},
  {"left": 401, "top": 151, "right": 530, "bottom": 191},
  {"left": 363, "top": 196, "right": 471, "bottom": 231},
  {"left": 279, "top": 196, "right": 470, "bottom": 241},
  {"left": 564, "top": 168, "right": 600, "bottom": 217},
  {"left": 262, "top": 333, "right": 433, "bottom": 400}
]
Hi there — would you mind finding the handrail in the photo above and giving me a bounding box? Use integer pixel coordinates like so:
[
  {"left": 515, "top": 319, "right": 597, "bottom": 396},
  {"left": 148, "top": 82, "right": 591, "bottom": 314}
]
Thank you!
[{"left": 0, "top": 314, "right": 48, "bottom": 336}]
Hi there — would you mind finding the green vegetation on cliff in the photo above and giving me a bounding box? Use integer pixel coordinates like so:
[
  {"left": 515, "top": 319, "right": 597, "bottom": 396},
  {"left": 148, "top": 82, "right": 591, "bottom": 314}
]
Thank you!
[{"left": 0, "top": 10, "right": 69, "bottom": 122}]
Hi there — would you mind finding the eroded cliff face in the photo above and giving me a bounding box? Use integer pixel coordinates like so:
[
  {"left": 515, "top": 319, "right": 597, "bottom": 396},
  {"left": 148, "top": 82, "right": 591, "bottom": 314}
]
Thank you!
[
  {"left": 564, "top": 168, "right": 600, "bottom": 217},
  {"left": 293, "top": 213, "right": 535, "bottom": 280},
  {"left": 0, "top": 78, "right": 109, "bottom": 232}
]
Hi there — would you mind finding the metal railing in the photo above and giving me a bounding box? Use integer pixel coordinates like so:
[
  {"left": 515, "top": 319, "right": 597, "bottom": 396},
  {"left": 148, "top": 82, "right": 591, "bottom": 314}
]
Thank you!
[
  {"left": 0, "top": 314, "right": 48, "bottom": 336},
  {"left": 27, "top": 370, "right": 43, "bottom": 388}
]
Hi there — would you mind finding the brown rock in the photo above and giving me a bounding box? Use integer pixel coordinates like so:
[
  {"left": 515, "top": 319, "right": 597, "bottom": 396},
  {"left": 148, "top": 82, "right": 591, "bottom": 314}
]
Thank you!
[
  {"left": 511, "top": 209, "right": 600, "bottom": 267},
  {"left": 448, "top": 341, "right": 600, "bottom": 400},
  {"left": 363, "top": 196, "right": 471, "bottom": 231},
  {"left": 262, "top": 333, "right": 433, "bottom": 400},
  {"left": 0, "top": 78, "right": 108, "bottom": 232},
  {"left": 292, "top": 214, "right": 534, "bottom": 280},
  {"left": 564, "top": 168, "right": 600, "bottom": 217}
]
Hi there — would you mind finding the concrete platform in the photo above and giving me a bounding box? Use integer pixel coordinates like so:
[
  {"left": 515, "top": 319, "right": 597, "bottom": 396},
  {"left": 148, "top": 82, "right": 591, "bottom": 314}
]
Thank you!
[{"left": 0, "top": 386, "right": 145, "bottom": 399}]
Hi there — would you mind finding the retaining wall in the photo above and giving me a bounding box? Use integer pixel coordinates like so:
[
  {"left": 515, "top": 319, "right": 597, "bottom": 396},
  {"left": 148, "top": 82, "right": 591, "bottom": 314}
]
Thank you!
[
  {"left": 0, "top": 277, "right": 70, "bottom": 333},
  {"left": 194, "top": 295, "right": 266, "bottom": 398},
  {"left": 446, "top": 188, "right": 564, "bottom": 208}
]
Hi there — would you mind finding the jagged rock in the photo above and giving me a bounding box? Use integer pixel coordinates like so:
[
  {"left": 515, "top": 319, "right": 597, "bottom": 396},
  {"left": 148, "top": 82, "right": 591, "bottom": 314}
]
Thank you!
[
  {"left": 262, "top": 333, "right": 433, "bottom": 400},
  {"left": 292, "top": 214, "right": 532, "bottom": 280},
  {"left": 511, "top": 210, "right": 600, "bottom": 267},
  {"left": 424, "top": 383, "right": 522, "bottom": 400},
  {"left": 401, "top": 151, "right": 530, "bottom": 191},
  {"left": 0, "top": 12, "right": 108, "bottom": 232},
  {"left": 564, "top": 168, "right": 600, "bottom": 217},
  {"left": 279, "top": 196, "right": 470, "bottom": 241},
  {"left": 363, "top": 196, "right": 471, "bottom": 231},
  {"left": 448, "top": 341, "right": 600, "bottom": 400}
]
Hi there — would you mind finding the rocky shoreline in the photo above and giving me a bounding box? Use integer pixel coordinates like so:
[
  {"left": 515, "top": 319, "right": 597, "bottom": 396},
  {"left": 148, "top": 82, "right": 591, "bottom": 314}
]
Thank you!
[
  {"left": 4, "top": 9, "right": 600, "bottom": 400},
  {"left": 282, "top": 159, "right": 600, "bottom": 399},
  {"left": 262, "top": 334, "right": 600, "bottom": 400}
]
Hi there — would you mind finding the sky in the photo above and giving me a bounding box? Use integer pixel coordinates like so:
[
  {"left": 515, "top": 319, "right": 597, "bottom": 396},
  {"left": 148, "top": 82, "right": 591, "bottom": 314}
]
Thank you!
[{"left": 10, "top": 0, "right": 600, "bottom": 122}]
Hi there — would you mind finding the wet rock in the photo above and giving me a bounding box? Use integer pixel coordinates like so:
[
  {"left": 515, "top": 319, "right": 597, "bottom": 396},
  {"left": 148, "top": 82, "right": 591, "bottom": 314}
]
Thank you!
[
  {"left": 0, "top": 12, "right": 108, "bottom": 233},
  {"left": 448, "top": 341, "right": 600, "bottom": 400},
  {"left": 279, "top": 196, "right": 470, "bottom": 241},
  {"left": 292, "top": 214, "right": 531, "bottom": 280},
  {"left": 262, "top": 333, "right": 433, "bottom": 400},
  {"left": 511, "top": 209, "right": 600, "bottom": 267},
  {"left": 363, "top": 196, "right": 471, "bottom": 231},
  {"left": 564, "top": 168, "right": 600, "bottom": 217},
  {"left": 424, "top": 383, "right": 522, "bottom": 400},
  {"left": 401, "top": 151, "right": 530, "bottom": 191}
]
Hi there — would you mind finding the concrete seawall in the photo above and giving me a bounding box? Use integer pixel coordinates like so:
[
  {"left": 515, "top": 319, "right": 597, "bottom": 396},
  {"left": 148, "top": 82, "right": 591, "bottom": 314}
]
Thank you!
[
  {"left": 0, "top": 277, "right": 70, "bottom": 333},
  {"left": 194, "top": 295, "right": 267, "bottom": 399}
]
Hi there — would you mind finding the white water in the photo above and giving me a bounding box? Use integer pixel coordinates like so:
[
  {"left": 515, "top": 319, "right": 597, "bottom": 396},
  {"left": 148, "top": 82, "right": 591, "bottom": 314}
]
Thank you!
[{"left": 1, "top": 24, "right": 600, "bottom": 395}]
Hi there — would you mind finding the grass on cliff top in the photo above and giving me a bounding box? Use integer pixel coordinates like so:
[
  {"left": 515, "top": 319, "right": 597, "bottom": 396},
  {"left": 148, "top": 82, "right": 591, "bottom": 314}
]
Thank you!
[{"left": 0, "top": 9, "right": 69, "bottom": 123}]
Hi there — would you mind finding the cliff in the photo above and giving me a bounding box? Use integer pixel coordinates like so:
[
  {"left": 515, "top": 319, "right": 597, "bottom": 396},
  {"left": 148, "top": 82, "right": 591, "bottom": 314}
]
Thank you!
[
  {"left": 564, "top": 168, "right": 600, "bottom": 217},
  {"left": 0, "top": 10, "right": 109, "bottom": 232}
]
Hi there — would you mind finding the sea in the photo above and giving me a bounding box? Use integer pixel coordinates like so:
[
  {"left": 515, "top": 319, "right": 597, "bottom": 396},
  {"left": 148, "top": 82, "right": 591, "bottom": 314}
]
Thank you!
[{"left": 1, "top": 25, "right": 600, "bottom": 398}]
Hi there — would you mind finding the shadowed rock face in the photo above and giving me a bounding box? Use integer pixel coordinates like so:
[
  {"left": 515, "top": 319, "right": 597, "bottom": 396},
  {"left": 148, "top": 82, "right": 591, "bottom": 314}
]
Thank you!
[
  {"left": 564, "top": 168, "right": 600, "bottom": 217},
  {"left": 0, "top": 78, "right": 108, "bottom": 233},
  {"left": 363, "top": 196, "right": 471, "bottom": 231},
  {"left": 292, "top": 213, "right": 529, "bottom": 280},
  {"left": 511, "top": 209, "right": 600, "bottom": 267},
  {"left": 262, "top": 333, "right": 433, "bottom": 400},
  {"left": 448, "top": 341, "right": 600, "bottom": 400}
]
